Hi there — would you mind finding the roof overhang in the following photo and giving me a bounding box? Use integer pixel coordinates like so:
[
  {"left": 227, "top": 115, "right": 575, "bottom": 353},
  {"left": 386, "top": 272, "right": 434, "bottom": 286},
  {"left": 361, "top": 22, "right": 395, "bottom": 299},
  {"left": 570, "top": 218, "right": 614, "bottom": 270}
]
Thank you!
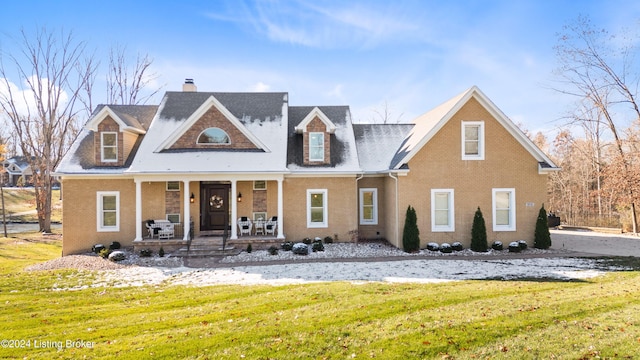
[{"left": 85, "top": 106, "right": 146, "bottom": 135}]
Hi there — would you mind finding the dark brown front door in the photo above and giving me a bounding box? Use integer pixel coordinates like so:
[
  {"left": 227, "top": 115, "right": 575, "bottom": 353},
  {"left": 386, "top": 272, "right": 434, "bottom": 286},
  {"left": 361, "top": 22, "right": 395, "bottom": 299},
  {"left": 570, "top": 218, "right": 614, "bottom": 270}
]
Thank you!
[{"left": 201, "top": 183, "right": 230, "bottom": 231}]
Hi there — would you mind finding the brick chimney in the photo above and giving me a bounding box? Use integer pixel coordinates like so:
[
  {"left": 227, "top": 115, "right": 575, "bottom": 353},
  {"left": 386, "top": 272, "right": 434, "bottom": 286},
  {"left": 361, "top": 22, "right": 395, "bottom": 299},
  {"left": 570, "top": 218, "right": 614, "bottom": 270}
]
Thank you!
[{"left": 183, "top": 78, "right": 197, "bottom": 92}]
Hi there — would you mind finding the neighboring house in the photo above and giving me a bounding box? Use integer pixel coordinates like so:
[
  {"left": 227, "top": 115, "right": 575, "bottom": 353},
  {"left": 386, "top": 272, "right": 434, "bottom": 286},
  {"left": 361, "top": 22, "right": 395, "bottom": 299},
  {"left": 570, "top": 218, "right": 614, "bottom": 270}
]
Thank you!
[
  {"left": 1, "top": 156, "right": 33, "bottom": 186},
  {"left": 55, "top": 81, "right": 559, "bottom": 255}
]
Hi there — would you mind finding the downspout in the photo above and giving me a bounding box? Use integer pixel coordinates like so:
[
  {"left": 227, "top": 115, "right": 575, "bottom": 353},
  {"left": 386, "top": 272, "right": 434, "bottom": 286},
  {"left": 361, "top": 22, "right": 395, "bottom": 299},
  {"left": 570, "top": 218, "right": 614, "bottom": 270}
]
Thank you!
[{"left": 388, "top": 172, "right": 399, "bottom": 246}]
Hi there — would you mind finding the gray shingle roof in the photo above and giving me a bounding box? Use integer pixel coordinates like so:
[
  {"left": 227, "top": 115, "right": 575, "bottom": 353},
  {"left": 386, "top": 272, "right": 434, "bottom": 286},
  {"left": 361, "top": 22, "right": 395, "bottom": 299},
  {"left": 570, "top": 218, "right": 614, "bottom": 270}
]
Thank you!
[{"left": 353, "top": 124, "right": 414, "bottom": 171}]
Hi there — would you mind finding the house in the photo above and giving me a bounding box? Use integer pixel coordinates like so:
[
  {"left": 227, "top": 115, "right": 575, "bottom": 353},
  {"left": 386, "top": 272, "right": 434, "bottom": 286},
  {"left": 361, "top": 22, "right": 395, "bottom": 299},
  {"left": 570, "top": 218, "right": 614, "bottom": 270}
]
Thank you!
[
  {"left": 1, "top": 156, "right": 33, "bottom": 186},
  {"left": 55, "top": 81, "right": 559, "bottom": 255}
]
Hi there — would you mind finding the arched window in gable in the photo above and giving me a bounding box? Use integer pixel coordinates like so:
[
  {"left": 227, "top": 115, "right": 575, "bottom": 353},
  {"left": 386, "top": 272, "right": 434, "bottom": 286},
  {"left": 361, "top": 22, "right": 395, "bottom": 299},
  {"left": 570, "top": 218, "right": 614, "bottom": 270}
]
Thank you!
[{"left": 197, "top": 127, "right": 230, "bottom": 145}]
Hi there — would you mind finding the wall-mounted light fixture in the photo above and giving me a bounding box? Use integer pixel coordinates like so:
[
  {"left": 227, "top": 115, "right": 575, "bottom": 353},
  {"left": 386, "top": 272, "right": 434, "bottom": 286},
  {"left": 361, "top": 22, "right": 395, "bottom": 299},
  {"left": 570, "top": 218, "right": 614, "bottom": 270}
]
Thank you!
[
  {"left": 237, "top": 192, "right": 242, "bottom": 202},
  {"left": 190, "top": 193, "right": 195, "bottom": 203}
]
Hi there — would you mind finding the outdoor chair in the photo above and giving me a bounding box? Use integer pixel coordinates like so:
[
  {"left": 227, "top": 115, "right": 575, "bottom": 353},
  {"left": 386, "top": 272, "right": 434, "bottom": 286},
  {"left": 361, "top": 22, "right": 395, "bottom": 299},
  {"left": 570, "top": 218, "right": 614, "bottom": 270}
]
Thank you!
[
  {"left": 238, "top": 217, "right": 253, "bottom": 236},
  {"left": 265, "top": 216, "right": 277, "bottom": 236}
]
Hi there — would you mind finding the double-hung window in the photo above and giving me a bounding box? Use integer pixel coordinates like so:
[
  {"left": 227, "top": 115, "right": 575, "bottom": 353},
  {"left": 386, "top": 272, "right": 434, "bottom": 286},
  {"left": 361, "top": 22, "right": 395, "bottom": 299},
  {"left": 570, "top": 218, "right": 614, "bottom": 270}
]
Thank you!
[
  {"left": 101, "top": 132, "right": 118, "bottom": 162},
  {"left": 359, "top": 188, "right": 378, "bottom": 225},
  {"left": 431, "top": 189, "right": 454, "bottom": 232},
  {"left": 309, "top": 132, "right": 324, "bottom": 162},
  {"left": 462, "top": 121, "right": 484, "bottom": 160},
  {"left": 97, "top": 191, "right": 119, "bottom": 231},
  {"left": 307, "top": 189, "right": 328, "bottom": 228},
  {"left": 493, "top": 188, "right": 516, "bottom": 231}
]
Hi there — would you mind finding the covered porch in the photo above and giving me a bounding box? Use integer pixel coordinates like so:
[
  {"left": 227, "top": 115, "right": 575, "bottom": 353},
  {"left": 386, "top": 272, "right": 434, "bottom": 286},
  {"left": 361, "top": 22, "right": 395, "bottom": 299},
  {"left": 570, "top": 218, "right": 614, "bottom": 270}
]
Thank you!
[{"left": 132, "top": 174, "right": 286, "bottom": 252}]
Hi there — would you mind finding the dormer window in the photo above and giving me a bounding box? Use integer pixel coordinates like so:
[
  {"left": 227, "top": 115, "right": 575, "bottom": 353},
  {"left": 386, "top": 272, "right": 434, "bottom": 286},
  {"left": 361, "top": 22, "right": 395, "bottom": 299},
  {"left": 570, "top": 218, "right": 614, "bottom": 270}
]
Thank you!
[
  {"left": 101, "top": 132, "right": 118, "bottom": 162},
  {"left": 197, "top": 127, "right": 230, "bottom": 145},
  {"left": 309, "top": 132, "right": 324, "bottom": 162}
]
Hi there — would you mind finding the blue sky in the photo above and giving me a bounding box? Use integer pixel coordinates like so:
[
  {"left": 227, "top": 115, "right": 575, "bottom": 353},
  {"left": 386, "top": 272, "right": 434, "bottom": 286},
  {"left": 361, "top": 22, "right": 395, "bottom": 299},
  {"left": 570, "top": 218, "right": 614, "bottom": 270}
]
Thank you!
[{"left": 1, "top": 0, "right": 639, "bottom": 136}]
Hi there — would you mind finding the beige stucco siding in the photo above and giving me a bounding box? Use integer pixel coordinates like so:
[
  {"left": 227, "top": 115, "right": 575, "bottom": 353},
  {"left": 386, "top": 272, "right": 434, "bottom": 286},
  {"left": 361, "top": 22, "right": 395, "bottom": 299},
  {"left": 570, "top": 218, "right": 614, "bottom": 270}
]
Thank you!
[
  {"left": 283, "top": 177, "right": 357, "bottom": 242},
  {"left": 62, "top": 178, "right": 137, "bottom": 255},
  {"left": 395, "top": 98, "right": 547, "bottom": 248}
]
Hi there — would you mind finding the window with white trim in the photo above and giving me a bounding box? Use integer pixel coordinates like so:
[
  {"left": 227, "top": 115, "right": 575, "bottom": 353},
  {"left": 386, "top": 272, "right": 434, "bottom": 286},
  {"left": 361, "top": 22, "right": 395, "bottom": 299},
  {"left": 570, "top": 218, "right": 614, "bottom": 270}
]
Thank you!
[
  {"left": 97, "top": 191, "right": 119, "bottom": 231},
  {"left": 197, "top": 127, "right": 230, "bottom": 144},
  {"left": 309, "top": 132, "right": 324, "bottom": 161},
  {"left": 101, "top": 132, "right": 118, "bottom": 162},
  {"left": 253, "top": 180, "right": 266, "bottom": 190},
  {"left": 359, "top": 188, "right": 378, "bottom": 225},
  {"left": 307, "top": 189, "right": 328, "bottom": 228},
  {"left": 462, "top": 121, "right": 484, "bottom": 160},
  {"left": 431, "top": 189, "right": 454, "bottom": 232},
  {"left": 167, "top": 214, "right": 180, "bottom": 223},
  {"left": 493, "top": 188, "right": 516, "bottom": 231},
  {"left": 166, "top": 181, "right": 180, "bottom": 191}
]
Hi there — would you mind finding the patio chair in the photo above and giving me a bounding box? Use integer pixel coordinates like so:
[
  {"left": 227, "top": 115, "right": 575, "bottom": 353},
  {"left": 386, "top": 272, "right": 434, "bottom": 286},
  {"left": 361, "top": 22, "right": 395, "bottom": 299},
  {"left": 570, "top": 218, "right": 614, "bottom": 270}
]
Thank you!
[
  {"left": 145, "top": 220, "right": 158, "bottom": 238},
  {"left": 265, "top": 216, "right": 277, "bottom": 236},
  {"left": 238, "top": 217, "right": 253, "bottom": 236},
  {"left": 157, "top": 222, "right": 175, "bottom": 239}
]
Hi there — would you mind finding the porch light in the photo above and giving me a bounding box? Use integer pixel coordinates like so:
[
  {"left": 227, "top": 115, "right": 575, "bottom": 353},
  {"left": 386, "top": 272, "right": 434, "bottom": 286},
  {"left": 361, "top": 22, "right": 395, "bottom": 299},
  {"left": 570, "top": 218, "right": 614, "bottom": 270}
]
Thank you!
[
  {"left": 237, "top": 192, "right": 242, "bottom": 202},
  {"left": 190, "top": 193, "right": 195, "bottom": 203}
]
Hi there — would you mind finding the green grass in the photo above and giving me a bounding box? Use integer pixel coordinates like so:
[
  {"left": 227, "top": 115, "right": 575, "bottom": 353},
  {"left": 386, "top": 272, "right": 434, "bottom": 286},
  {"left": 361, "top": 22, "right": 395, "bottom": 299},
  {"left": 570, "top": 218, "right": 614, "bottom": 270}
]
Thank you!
[
  {"left": 1, "top": 235, "right": 639, "bottom": 359},
  {"left": 0, "top": 188, "right": 62, "bottom": 223}
]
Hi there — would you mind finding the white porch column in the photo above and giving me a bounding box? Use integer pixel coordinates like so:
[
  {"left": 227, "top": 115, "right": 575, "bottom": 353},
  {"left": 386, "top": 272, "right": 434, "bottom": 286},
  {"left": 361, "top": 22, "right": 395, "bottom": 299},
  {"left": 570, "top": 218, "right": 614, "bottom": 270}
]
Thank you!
[
  {"left": 183, "top": 180, "right": 190, "bottom": 240},
  {"left": 230, "top": 180, "right": 238, "bottom": 239},
  {"left": 277, "top": 178, "right": 285, "bottom": 239},
  {"left": 134, "top": 179, "right": 143, "bottom": 241}
]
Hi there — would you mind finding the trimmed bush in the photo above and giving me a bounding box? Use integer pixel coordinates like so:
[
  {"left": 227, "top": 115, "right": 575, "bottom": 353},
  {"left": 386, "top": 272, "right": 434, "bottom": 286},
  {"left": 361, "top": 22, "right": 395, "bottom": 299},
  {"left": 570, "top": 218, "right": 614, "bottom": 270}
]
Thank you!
[
  {"left": 281, "top": 241, "right": 294, "bottom": 251},
  {"left": 534, "top": 205, "right": 552, "bottom": 249},
  {"left": 518, "top": 240, "right": 528, "bottom": 250},
  {"left": 471, "top": 207, "right": 488, "bottom": 252},
  {"left": 440, "top": 243, "right": 453, "bottom": 253},
  {"left": 402, "top": 205, "right": 420, "bottom": 253},
  {"left": 108, "top": 251, "right": 126, "bottom": 262},
  {"left": 109, "top": 241, "right": 121, "bottom": 250},
  {"left": 508, "top": 242, "right": 521, "bottom": 253},
  {"left": 302, "top": 237, "right": 312, "bottom": 245},
  {"left": 158, "top": 247, "right": 165, "bottom": 257},
  {"left": 312, "top": 241, "right": 325, "bottom": 252},
  {"left": 491, "top": 241, "right": 503, "bottom": 251},
  {"left": 140, "top": 248, "right": 152, "bottom": 257},
  {"left": 246, "top": 244, "right": 253, "bottom": 253},
  {"left": 426, "top": 242, "right": 440, "bottom": 251},
  {"left": 92, "top": 244, "right": 106, "bottom": 254},
  {"left": 451, "top": 242, "right": 463, "bottom": 251},
  {"left": 268, "top": 246, "right": 278, "bottom": 255},
  {"left": 292, "top": 243, "right": 309, "bottom": 255},
  {"left": 324, "top": 236, "right": 334, "bottom": 244},
  {"left": 99, "top": 248, "right": 111, "bottom": 259}
]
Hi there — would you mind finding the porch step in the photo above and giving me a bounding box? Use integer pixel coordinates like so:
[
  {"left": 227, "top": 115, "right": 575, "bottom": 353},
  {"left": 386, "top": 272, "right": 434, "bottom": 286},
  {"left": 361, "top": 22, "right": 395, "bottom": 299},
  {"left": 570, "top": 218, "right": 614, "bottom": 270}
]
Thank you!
[{"left": 178, "top": 237, "right": 240, "bottom": 257}]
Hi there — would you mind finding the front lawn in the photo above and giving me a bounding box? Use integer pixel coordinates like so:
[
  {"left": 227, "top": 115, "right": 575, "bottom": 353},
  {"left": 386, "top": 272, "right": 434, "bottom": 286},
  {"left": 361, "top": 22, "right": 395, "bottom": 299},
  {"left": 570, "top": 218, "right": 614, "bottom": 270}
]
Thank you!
[{"left": 1, "top": 234, "right": 639, "bottom": 359}]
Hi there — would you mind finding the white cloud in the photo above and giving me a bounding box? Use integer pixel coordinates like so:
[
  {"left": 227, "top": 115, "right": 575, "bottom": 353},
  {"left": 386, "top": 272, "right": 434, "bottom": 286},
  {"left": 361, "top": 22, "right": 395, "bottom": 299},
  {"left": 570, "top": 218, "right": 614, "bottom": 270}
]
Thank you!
[{"left": 249, "top": 81, "right": 271, "bottom": 92}]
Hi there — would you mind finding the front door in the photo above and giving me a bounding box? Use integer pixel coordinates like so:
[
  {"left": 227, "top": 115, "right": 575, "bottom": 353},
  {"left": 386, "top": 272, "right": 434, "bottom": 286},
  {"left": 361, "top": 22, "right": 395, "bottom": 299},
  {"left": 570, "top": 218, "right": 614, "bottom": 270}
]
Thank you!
[{"left": 201, "top": 183, "right": 230, "bottom": 231}]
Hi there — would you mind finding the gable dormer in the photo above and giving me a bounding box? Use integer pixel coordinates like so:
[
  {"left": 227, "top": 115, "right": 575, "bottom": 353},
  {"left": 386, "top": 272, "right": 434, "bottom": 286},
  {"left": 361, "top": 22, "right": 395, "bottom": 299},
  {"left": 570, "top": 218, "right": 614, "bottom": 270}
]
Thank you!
[
  {"left": 85, "top": 106, "right": 146, "bottom": 167},
  {"left": 294, "top": 107, "right": 336, "bottom": 165}
]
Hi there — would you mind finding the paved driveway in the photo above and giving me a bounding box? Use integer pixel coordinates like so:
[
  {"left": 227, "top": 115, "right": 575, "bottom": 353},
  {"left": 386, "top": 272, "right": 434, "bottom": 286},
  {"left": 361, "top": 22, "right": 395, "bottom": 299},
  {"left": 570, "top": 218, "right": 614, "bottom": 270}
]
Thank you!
[{"left": 551, "top": 229, "right": 640, "bottom": 257}]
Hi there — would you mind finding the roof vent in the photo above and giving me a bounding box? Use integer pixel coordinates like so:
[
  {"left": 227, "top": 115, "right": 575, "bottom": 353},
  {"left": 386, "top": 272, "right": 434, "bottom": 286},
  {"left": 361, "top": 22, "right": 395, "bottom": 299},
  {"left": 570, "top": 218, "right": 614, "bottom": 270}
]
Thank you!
[{"left": 183, "top": 78, "right": 197, "bottom": 92}]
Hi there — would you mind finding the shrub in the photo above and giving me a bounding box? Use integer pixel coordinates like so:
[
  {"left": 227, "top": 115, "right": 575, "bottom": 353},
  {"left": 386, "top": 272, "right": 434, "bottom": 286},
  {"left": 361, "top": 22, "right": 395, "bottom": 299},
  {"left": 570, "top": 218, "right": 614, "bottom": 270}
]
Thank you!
[
  {"left": 534, "top": 205, "right": 552, "bottom": 249},
  {"left": 312, "top": 240, "right": 324, "bottom": 252},
  {"left": 281, "top": 241, "right": 294, "bottom": 251},
  {"left": 109, "top": 241, "right": 121, "bottom": 250},
  {"left": 451, "top": 242, "right": 463, "bottom": 251},
  {"left": 268, "top": 246, "right": 278, "bottom": 255},
  {"left": 491, "top": 241, "right": 503, "bottom": 251},
  {"left": 292, "top": 243, "right": 309, "bottom": 255},
  {"left": 402, "top": 205, "right": 420, "bottom": 253},
  {"left": 518, "top": 240, "right": 528, "bottom": 250},
  {"left": 426, "top": 242, "right": 440, "bottom": 251},
  {"left": 302, "top": 237, "right": 312, "bottom": 245},
  {"left": 508, "top": 242, "right": 521, "bottom": 253},
  {"left": 108, "top": 251, "right": 126, "bottom": 262},
  {"left": 99, "top": 248, "right": 111, "bottom": 259},
  {"left": 440, "top": 243, "right": 453, "bottom": 253},
  {"left": 140, "top": 248, "right": 152, "bottom": 257},
  {"left": 471, "top": 207, "right": 488, "bottom": 252},
  {"left": 92, "top": 244, "right": 106, "bottom": 254},
  {"left": 158, "top": 247, "right": 165, "bottom": 257},
  {"left": 246, "top": 244, "right": 253, "bottom": 253},
  {"left": 324, "top": 236, "right": 334, "bottom": 244}
]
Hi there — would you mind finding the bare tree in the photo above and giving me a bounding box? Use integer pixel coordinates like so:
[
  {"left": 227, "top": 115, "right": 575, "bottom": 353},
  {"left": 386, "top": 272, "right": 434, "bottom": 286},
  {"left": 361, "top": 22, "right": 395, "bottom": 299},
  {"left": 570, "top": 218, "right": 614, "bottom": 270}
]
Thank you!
[
  {"left": 0, "top": 140, "right": 7, "bottom": 237},
  {"left": 107, "top": 45, "right": 161, "bottom": 105},
  {"left": 372, "top": 100, "right": 404, "bottom": 124},
  {"left": 0, "top": 28, "right": 92, "bottom": 233},
  {"left": 554, "top": 15, "right": 640, "bottom": 233}
]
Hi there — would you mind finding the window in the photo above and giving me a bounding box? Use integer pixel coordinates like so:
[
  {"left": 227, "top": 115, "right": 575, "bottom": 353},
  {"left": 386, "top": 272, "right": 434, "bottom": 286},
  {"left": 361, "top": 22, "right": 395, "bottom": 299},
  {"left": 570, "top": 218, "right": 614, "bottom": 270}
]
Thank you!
[
  {"left": 462, "top": 121, "right": 484, "bottom": 160},
  {"left": 97, "top": 191, "right": 119, "bottom": 231},
  {"left": 309, "top": 132, "right": 324, "bottom": 161},
  {"left": 253, "top": 212, "right": 267, "bottom": 221},
  {"left": 253, "top": 180, "right": 267, "bottom": 190},
  {"left": 431, "top": 189, "right": 455, "bottom": 232},
  {"left": 166, "top": 181, "right": 180, "bottom": 191},
  {"left": 493, "top": 188, "right": 516, "bottom": 231},
  {"left": 307, "top": 189, "right": 328, "bottom": 227},
  {"left": 167, "top": 214, "right": 180, "bottom": 223},
  {"left": 197, "top": 127, "right": 230, "bottom": 144},
  {"left": 101, "top": 132, "right": 118, "bottom": 162},
  {"left": 359, "top": 188, "right": 378, "bottom": 225}
]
